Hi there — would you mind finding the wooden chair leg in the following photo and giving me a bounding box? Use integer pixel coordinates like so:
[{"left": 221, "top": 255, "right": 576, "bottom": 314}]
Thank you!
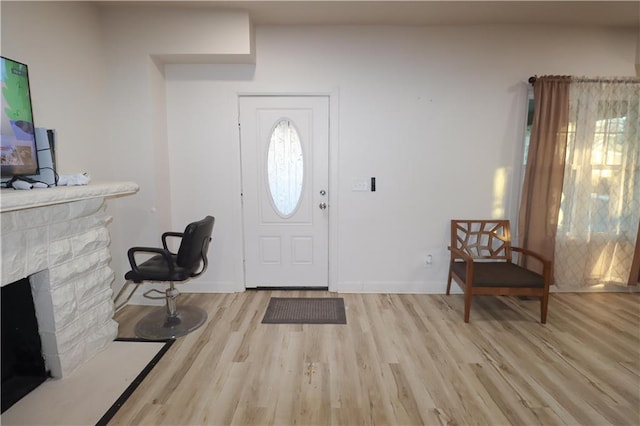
[
  {"left": 540, "top": 293, "right": 549, "bottom": 324},
  {"left": 463, "top": 291, "right": 472, "bottom": 323},
  {"left": 446, "top": 270, "right": 453, "bottom": 295}
]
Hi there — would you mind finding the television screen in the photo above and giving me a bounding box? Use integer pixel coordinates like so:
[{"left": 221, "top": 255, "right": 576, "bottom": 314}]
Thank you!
[{"left": 1, "top": 56, "right": 39, "bottom": 177}]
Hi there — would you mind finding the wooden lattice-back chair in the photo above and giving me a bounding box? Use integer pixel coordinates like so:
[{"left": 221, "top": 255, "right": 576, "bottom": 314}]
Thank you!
[{"left": 446, "top": 220, "right": 552, "bottom": 323}]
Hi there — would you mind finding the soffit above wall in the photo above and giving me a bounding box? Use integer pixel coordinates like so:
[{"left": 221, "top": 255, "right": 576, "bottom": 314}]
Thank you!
[{"left": 97, "top": 1, "right": 640, "bottom": 27}]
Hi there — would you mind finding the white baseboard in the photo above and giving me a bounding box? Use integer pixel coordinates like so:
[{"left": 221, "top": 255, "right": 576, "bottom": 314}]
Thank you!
[
  {"left": 118, "top": 279, "right": 638, "bottom": 307},
  {"left": 336, "top": 280, "right": 463, "bottom": 294},
  {"left": 181, "top": 281, "right": 244, "bottom": 293},
  {"left": 550, "top": 284, "right": 640, "bottom": 293}
]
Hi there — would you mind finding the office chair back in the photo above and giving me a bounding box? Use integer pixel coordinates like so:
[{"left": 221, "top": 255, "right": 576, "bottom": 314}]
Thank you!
[{"left": 177, "top": 215, "right": 215, "bottom": 277}]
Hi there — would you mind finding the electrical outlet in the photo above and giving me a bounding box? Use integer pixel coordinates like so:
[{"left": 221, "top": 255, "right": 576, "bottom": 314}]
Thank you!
[{"left": 425, "top": 254, "right": 433, "bottom": 267}]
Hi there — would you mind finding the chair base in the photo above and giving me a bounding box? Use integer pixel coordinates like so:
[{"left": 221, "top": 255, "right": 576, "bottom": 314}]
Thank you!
[{"left": 135, "top": 305, "right": 207, "bottom": 340}]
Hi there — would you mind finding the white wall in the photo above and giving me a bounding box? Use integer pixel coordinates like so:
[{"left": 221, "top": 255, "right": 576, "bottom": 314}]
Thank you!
[
  {"left": 165, "top": 25, "right": 638, "bottom": 293},
  {"left": 1, "top": 3, "right": 253, "bottom": 299},
  {"left": 97, "top": 5, "right": 253, "bottom": 297},
  {"left": 2, "top": 1, "right": 637, "bottom": 295},
  {"left": 1, "top": 1, "right": 110, "bottom": 178}
]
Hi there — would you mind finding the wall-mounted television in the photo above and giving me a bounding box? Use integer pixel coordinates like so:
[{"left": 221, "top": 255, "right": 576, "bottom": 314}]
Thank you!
[{"left": 1, "top": 56, "right": 39, "bottom": 178}]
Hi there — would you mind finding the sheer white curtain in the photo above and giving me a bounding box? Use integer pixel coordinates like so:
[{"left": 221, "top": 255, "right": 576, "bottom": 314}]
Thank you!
[{"left": 554, "top": 78, "right": 640, "bottom": 288}]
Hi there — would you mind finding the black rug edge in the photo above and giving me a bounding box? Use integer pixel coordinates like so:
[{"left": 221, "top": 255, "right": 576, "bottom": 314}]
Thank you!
[
  {"left": 261, "top": 297, "right": 347, "bottom": 325},
  {"left": 95, "top": 337, "right": 175, "bottom": 426}
]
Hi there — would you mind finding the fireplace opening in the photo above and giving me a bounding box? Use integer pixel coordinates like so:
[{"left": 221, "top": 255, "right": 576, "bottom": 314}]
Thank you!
[{"left": 1, "top": 277, "right": 50, "bottom": 413}]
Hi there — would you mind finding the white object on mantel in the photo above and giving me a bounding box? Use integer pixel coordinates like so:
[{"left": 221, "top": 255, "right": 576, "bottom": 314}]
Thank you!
[
  {"left": 0, "top": 181, "right": 138, "bottom": 378},
  {"left": 57, "top": 172, "right": 91, "bottom": 186}
]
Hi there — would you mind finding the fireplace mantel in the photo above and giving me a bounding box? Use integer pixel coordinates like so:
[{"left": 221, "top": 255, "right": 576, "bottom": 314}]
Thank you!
[
  {"left": 0, "top": 181, "right": 138, "bottom": 213},
  {"left": 0, "top": 181, "right": 138, "bottom": 377}
]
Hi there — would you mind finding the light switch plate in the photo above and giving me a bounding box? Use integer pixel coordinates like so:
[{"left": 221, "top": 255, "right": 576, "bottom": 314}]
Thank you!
[{"left": 351, "top": 179, "right": 368, "bottom": 191}]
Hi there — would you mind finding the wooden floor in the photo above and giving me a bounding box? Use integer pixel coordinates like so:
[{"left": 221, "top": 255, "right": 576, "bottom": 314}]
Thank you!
[{"left": 112, "top": 291, "right": 640, "bottom": 425}]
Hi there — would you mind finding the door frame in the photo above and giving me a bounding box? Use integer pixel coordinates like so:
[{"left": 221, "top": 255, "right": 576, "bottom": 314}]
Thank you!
[{"left": 237, "top": 91, "right": 340, "bottom": 292}]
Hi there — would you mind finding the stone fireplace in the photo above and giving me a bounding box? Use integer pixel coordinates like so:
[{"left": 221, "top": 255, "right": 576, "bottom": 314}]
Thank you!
[{"left": 0, "top": 182, "right": 138, "bottom": 378}]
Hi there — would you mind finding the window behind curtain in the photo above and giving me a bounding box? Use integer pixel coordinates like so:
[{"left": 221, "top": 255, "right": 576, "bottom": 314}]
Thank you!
[
  {"left": 559, "top": 103, "right": 635, "bottom": 234},
  {"left": 554, "top": 80, "right": 639, "bottom": 288}
]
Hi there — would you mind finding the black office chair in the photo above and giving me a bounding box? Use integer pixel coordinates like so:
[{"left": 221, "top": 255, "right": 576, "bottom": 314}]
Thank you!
[{"left": 124, "top": 216, "right": 215, "bottom": 339}]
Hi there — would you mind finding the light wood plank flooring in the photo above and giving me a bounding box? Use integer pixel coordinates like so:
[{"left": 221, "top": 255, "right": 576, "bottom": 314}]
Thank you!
[{"left": 111, "top": 291, "right": 640, "bottom": 425}]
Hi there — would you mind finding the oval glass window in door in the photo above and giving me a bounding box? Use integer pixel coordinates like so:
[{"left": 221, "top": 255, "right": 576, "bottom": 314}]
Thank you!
[{"left": 267, "top": 119, "right": 304, "bottom": 217}]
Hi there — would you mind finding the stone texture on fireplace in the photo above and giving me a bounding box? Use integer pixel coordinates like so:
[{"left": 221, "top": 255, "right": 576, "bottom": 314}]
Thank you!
[{"left": 0, "top": 182, "right": 138, "bottom": 378}]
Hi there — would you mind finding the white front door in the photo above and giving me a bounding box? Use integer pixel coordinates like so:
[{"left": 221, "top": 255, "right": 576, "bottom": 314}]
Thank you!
[{"left": 239, "top": 96, "right": 329, "bottom": 288}]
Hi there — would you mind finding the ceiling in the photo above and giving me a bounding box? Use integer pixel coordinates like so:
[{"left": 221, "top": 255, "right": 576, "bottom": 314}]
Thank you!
[{"left": 99, "top": 1, "right": 640, "bottom": 27}]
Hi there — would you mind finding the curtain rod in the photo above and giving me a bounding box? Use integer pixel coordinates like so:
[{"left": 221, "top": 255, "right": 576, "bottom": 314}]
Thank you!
[{"left": 528, "top": 75, "right": 639, "bottom": 86}]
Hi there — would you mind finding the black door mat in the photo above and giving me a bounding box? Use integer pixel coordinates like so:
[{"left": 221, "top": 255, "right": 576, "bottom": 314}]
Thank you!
[{"left": 262, "top": 297, "right": 347, "bottom": 324}]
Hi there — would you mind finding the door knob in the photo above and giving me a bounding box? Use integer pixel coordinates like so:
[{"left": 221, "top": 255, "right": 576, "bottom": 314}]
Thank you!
[{"left": 319, "top": 202, "right": 327, "bottom": 210}]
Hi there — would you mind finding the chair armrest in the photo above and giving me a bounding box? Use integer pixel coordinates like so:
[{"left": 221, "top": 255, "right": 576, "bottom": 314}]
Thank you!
[
  {"left": 512, "top": 246, "right": 552, "bottom": 284},
  {"left": 161, "top": 231, "right": 184, "bottom": 254},
  {"left": 512, "top": 246, "right": 551, "bottom": 267},
  {"left": 127, "top": 247, "right": 174, "bottom": 275}
]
